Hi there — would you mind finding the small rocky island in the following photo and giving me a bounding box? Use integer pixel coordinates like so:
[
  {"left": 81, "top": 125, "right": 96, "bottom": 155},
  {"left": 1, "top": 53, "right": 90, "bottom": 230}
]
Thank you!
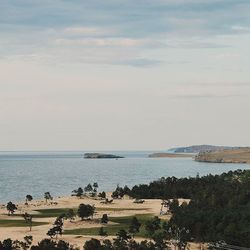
[
  {"left": 84, "top": 153, "right": 124, "bottom": 159},
  {"left": 148, "top": 152, "right": 192, "bottom": 158}
]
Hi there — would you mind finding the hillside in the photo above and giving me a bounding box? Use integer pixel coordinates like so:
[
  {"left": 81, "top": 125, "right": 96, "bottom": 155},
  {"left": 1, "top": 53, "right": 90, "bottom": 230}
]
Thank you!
[
  {"left": 195, "top": 148, "right": 250, "bottom": 163},
  {"left": 168, "top": 145, "right": 237, "bottom": 154}
]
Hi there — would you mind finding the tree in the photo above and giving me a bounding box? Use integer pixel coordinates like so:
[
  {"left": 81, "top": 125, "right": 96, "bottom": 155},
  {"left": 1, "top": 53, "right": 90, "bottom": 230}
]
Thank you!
[
  {"left": 83, "top": 238, "right": 102, "bottom": 250},
  {"left": 129, "top": 216, "right": 141, "bottom": 237},
  {"left": 47, "top": 228, "right": 57, "bottom": 239},
  {"left": 14, "top": 236, "right": 33, "bottom": 250},
  {"left": 152, "top": 230, "right": 170, "bottom": 249},
  {"left": 56, "top": 240, "right": 71, "bottom": 250},
  {"left": 66, "top": 209, "right": 76, "bottom": 222},
  {"left": 145, "top": 216, "right": 161, "bottom": 237},
  {"left": 31, "top": 239, "right": 56, "bottom": 250},
  {"left": 47, "top": 216, "right": 64, "bottom": 239},
  {"left": 23, "top": 213, "right": 33, "bottom": 231},
  {"left": 111, "top": 185, "right": 125, "bottom": 199},
  {"left": 0, "top": 236, "right": 33, "bottom": 250},
  {"left": 84, "top": 184, "right": 93, "bottom": 194},
  {"left": 113, "top": 230, "right": 131, "bottom": 249},
  {"left": 170, "top": 227, "right": 190, "bottom": 250},
  {"left": 93, "top": 182, "right": 98, "bottom": 192},
  {"left": 53, "top": 216, "right": 64, "bottom": 239},
  {"left": 1, "top": 238, "right": 13, "bottom": 250},
  {"left": 169, "top": 199, "right": 179, "bottom": 213},
  {"left": 30, "top": 239, "right": 79, "bottom": 250},
  {"left": 72, "top": 187, "right": 83, "bottom": 198},
  {"left": 25, "top": 195, "right": 33, "bottom": 205},
  {"left": 44, "top": 192, "right": 52, "bottom": 203},
  {"left": 116, "top": 229, "right": 131, "bottom": 241},
  {"left": 101, "top": 214, "right": 108, "bottom": 224},
  {"left": 6, "top": 201, "right": 17, "bottom": 215},
  {"left": 77, "top": 204, "right": 95, "bottom": 220},
  {"left": 102, "top": 240, "right": 113, "bottom": 249},
  {"left": 98, "top": 191, "right": 106, "bottom": 199}
]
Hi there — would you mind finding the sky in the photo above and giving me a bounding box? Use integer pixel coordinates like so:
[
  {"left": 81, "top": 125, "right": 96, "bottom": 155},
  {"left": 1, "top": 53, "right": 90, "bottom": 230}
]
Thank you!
[{"left": 0, "top": 0, "right": 250, "bottom": 151}]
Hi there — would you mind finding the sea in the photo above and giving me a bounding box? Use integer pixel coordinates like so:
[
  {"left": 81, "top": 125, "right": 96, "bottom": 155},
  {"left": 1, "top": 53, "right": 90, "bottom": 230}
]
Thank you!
[{"left": 0, "top": 151, "right": 249, "bottom": 203}]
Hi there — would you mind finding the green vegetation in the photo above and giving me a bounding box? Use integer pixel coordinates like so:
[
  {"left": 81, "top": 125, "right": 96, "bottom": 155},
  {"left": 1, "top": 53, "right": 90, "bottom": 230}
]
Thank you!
[
  {"left": 96, "top": 207, "right": 146, "bottom": 212},
  {"left": 23, "top": 213, "right": 33, "bottom": 231},
  {"left": 47, "top": 216, "right": 64, "bottom": 239},
  {"left": 34, "top": 208, "right": 72, "bottom": 218},
  {"left": 44, "top": 192, "right": 53, "bottom": 203},
  {"left": 30, "top": 239, "right": 79, "bottom": 250},
  {"left": 6, "top": 201, "right": 17, "bottom": 215},
  {"left": 25, "top": 194, "right": 33, "bottom": 205},
  {"left": 0, "top": 236, "right": 33, "bottom": 250},
  {"left": 77, "top": 204, "right": 95, "bottom": 220},
  {"left": 72, "top": 187, "right": 84, "bottom": 198},
  {"left": 64, "top": 214, "right": 154, "bottom": 237},
  {"left": 82, "top": 218, "right": 188, "bottom": 250},
  {"left": 0, "top": 219, "right": 47, "bottom": 227},
  {"left": 27, "top": 207, "right": 146, "bottom": 218},
  {"left": 119, "top": 169, "right": 250, "bottom": 247}
]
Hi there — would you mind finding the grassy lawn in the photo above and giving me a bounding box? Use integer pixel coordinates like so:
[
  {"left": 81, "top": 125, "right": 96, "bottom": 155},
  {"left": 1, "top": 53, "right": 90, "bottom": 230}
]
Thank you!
[
  {"left": 2, "top": 209, "right": 71, "bottom": 218},
  {"left": 27, "top": 207, "right": 147, "bottom": 218},
  {"left": 0, "top": 219, "right": 48, "bottom": 227},
  {"left": 64, "top": 214, "right": 154, "bottom": 237},
  {"left": 96, "top": 207, "right": 147, "bottom": 211},
  {"left": 33, "top": 208, "right": 72, "bottom": 218}
]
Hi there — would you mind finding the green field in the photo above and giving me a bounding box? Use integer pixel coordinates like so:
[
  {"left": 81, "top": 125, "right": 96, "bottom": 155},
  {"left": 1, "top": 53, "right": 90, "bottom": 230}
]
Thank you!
[
  {"left": 64, "top": 214, "right": 154, "bottom": 237},
  {"left": 96, "top": 207, "right": 147, "bottom": 212},
  {"left": 29, "top": 207, "right": 147, "bottom": 218},
  {"left": 0, "top": 219, "right": 48, "bottom": 227},
  {"left": 33, "top": 208, "right": 72, "bottom": 218}
]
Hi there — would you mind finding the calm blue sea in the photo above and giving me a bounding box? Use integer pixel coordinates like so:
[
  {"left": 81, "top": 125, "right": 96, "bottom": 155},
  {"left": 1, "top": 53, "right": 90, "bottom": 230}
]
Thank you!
[{"left": 0, "top": 151, "right": 249, "bottom": 203}]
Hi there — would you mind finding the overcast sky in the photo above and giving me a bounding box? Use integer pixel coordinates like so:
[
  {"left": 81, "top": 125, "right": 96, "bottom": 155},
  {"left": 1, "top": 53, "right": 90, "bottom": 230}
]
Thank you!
[{"left": 0, "top": 0, "right": 250, "bottom": 151}]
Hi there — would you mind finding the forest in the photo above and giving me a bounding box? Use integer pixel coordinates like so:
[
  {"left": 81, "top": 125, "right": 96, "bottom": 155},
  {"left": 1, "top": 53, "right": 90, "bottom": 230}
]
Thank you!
[{"left": 118, "top": 169, "right": 250, "bottom": 247}]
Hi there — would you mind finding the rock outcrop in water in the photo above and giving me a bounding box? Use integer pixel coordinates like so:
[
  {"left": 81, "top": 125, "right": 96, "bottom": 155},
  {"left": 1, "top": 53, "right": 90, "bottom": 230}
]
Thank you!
[
  {"left": 84, "top": 153, "right": 124, "bottom": 159},
  {"left": 148, "top": 153, "right": 192, "bottom": 158},
  {"left": 195, "top": 148, "right": 250, "bottom": 164}
]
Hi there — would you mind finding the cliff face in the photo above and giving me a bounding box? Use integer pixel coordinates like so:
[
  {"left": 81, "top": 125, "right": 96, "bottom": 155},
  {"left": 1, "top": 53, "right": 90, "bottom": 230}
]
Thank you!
[{"left": 195, "top": 148, "right": 250, "bottom": 164}]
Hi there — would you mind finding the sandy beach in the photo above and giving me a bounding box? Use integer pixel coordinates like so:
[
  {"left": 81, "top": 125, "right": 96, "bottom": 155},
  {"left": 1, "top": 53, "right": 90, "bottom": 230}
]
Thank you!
[{"left": 0, "top": 194, "right": 203, "bottom": 249}]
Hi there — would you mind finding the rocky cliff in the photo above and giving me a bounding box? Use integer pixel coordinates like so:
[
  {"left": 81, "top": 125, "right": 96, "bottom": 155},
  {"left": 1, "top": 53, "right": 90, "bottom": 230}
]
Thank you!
[{"left": 195, "top": 148, "right": 250, "bottom": 164}]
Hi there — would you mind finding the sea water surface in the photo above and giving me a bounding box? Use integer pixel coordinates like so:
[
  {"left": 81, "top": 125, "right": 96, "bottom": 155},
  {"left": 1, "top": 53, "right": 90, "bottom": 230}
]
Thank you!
[{"left": 0, "top": 151, "right": 250, "bottom": 203}]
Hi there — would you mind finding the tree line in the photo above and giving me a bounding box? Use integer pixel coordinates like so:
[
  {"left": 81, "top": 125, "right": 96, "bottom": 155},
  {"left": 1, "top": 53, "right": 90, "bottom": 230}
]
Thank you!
[{"left": 114, "top": 169, "right": 250, "bottom": 247}]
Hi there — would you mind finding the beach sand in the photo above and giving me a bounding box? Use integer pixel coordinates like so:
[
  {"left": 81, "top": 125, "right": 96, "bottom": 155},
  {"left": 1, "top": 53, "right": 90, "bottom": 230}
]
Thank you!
[{"left": 0, "top": 195, "right": 203, "bottom": 249}]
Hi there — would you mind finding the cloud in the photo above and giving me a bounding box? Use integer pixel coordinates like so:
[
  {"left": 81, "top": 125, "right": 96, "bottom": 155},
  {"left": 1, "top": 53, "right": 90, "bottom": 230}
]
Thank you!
[
  {"left": 116, "top": 58, "right": 163, "bottom": 67},
  {"left": 1, "top": 0, "right": 250, "bottom": 66},
  {"left": 54, "top": 38, "right": 147, "bottom": 47},
  {"left": 63, "top": 26, "right": 115, "bottom": 36},
  {"left": 231, "top": 25, "right": 250, "bottom": 32}
]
